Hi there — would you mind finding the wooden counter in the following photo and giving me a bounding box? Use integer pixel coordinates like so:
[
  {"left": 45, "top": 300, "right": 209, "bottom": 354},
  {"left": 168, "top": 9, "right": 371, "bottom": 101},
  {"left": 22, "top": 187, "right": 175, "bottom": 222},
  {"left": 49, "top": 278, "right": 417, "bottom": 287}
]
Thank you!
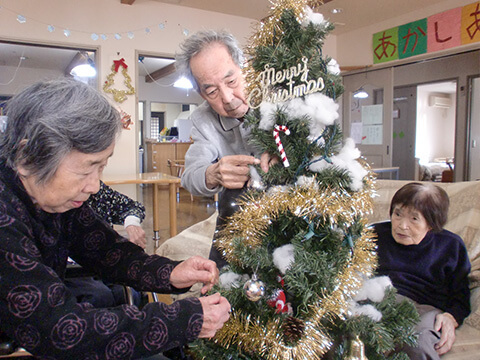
[{"left": 145, "top": 140, "right": 192, "bottom": 174}]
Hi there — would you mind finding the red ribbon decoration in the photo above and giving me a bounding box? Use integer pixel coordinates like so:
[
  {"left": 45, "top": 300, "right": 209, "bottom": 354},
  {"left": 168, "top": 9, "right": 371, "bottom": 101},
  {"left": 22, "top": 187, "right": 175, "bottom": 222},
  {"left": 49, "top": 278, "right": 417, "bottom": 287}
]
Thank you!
[{"left": 113, "top": 58, "right": 128, "bottom": 72}]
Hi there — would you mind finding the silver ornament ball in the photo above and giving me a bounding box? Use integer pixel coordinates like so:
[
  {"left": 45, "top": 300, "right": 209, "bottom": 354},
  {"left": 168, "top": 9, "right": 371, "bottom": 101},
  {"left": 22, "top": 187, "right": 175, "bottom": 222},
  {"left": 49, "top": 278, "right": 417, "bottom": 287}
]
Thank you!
[{"left": 243, "top": 275, "right": 266, "bottom": 302}]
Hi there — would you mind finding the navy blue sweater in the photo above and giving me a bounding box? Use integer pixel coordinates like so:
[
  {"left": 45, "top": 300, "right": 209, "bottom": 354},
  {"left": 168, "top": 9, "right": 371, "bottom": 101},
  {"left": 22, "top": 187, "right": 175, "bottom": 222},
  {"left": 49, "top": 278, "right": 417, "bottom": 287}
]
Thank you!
[{"left": 374, "top": 221, "right": 471, "bottom": 324}]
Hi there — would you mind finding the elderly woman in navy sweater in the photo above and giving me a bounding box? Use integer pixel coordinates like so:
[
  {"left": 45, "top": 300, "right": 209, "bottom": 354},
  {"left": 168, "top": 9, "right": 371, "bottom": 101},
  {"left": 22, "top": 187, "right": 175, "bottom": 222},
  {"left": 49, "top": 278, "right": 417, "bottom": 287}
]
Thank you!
[{"left": 374, "top": 182, "right": 470, "bottom": 359}]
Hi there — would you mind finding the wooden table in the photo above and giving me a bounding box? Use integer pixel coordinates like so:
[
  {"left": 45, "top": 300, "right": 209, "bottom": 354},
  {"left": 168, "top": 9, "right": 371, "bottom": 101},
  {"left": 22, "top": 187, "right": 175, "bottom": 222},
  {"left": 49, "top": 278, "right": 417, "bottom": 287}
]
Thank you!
[{"left": 102, "top": 172, "right": 181, "bottom": 244}]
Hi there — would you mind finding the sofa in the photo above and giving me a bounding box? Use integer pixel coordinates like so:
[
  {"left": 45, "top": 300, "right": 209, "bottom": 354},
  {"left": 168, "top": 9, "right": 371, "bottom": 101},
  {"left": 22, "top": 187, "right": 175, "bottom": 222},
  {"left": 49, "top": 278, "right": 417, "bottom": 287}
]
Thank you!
[{"left": 156, "top": 179, "right": 480, "bottom": 359}]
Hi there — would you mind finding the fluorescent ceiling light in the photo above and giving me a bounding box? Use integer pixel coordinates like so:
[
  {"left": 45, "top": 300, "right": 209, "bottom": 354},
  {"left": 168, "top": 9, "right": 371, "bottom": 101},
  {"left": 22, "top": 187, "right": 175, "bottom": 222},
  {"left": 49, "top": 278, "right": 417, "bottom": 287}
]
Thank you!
[
  {"left": 174, "top": 77, "right": 193, "bottom": 89},
  {"left": 70, "top": 64, "right": 96, "bottom": 78},
  {"left": 353, "top": 88, "right": 369, "bottom": 99}
]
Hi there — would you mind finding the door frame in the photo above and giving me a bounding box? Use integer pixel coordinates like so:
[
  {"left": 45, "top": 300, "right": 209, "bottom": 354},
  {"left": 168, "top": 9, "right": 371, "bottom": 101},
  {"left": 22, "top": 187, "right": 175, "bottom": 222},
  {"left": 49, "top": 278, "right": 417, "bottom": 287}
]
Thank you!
[{"left": 466, "top": 75, "right": 480, "bottom": 180}]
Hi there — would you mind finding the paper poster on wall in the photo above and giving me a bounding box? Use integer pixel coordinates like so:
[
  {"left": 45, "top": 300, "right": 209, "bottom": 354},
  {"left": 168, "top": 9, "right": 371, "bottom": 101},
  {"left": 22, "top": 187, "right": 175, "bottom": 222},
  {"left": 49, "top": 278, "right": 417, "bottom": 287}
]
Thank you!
[
  {"left": 350, "top": 122, "right": 363, "bottom": 144},
  {"left": 362, "top": 124, "right": 383, "bottom": 145},
  {"left": 361, "top": 104, "right": 383, "bottom": 125}
]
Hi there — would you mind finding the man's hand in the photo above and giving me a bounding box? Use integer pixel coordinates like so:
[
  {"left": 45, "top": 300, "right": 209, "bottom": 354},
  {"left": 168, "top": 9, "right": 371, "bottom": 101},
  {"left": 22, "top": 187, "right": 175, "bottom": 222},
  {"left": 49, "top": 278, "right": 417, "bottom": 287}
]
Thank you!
[
  {"left": 260, "top": 152, "right": 280, "bottom": 173},
  {"left": 205, "top": 155, "right": 259, "bottom": 190},
  {"left": 434, "top": 312, "right": 458, "bottom": 355},
  {"left": 170, "top": 256, "right": 219, "bottom": 294},
  {"left": 198, "top": 293, "right": 231, "bottom": 338},
  {"left": 125, "top": 225, "right": 146, "bottom": 249}
]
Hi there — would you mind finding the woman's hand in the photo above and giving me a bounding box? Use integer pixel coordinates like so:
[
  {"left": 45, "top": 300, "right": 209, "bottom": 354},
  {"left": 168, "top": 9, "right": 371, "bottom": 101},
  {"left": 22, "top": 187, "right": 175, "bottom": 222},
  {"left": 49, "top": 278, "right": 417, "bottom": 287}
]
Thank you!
[
  {"left": 170, "top": 256, "right": 219, "bottom": 294},
  {"left": 125, "top": 225, "right": 146, "bottom": 249},
  {"left": 434, "top": 312, "right": 458, "bottom": 355},
  {"left": 198, "top": 293, "right": 231, "bottom": 338}
]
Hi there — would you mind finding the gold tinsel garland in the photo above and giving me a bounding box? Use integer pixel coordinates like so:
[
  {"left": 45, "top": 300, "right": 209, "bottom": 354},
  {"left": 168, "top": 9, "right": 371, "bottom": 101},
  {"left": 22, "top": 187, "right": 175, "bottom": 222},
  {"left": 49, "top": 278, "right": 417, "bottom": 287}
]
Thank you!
[
  {"left": 212, "top": 176, "right": 378, "bottom": 359},
  {"left": 215, "top": 181, "right": 375, "bottom": 266},
  {"left": 214, "top": 221, "right": 377, "bottom": 359}
]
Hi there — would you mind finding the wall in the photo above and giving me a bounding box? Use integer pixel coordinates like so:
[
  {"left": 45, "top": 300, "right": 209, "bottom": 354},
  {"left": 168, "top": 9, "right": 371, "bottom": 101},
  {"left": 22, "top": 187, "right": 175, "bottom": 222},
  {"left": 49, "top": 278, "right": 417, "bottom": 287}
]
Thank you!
[
  {"left": 0, "top": 0, "right": 255, "bottom": 182},
  {"left": 335, "top": 0, "right": 475, "bottom": 67}
]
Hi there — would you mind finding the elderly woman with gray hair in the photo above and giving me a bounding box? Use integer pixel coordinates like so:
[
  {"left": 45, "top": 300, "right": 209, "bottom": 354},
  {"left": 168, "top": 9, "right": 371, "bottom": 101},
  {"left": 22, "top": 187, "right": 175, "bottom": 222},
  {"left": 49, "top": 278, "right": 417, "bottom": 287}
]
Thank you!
[
  {"left": 0, "top": 79, "right": 230, "bottom": 359},
  {"left": 373, "top": 182, "right": 470, "bottom": 359}
]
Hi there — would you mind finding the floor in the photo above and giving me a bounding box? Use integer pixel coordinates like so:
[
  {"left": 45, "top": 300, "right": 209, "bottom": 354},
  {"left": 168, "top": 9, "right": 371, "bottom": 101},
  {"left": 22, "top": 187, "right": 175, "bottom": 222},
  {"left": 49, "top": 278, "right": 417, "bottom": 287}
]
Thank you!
[{"left": 126, "top": 185, "right": 217, "bottom": 255}]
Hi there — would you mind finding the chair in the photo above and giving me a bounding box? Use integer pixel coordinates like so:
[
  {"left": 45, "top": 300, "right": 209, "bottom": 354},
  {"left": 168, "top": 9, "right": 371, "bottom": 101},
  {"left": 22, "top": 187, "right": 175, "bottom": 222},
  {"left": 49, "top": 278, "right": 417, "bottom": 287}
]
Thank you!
[{"left": 167, "top": 159, "right": 193, "bottom": 201}]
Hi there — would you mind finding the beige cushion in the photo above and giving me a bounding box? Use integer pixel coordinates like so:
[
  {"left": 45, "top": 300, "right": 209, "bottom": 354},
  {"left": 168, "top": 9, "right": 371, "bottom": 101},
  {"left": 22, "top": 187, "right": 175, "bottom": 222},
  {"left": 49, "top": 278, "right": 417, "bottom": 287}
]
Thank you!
[
  {"left": 156, "top": 211, "right": 217, "bottom": 300},
  {"left": 441, "top": 321, "right": 480, "bottom": 359}
]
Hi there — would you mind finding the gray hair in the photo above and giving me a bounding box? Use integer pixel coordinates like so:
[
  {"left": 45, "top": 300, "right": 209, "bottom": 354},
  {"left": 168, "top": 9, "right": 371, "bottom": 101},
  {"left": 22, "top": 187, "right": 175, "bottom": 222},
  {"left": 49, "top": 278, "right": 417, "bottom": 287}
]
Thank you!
[
  {"left": 175, "top": 29, "right": 244, "bottom": 92},
  {"left": 0, "top": 78, "right": 122, "bottom": 184}
]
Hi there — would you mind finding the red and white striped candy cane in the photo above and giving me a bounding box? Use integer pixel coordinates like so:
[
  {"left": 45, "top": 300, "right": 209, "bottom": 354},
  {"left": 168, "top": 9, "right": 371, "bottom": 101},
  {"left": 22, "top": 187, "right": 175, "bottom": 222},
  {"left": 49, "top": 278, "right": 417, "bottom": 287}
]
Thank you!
[{"left": 273, "top": 125, "right": 290, "bottom": 168}]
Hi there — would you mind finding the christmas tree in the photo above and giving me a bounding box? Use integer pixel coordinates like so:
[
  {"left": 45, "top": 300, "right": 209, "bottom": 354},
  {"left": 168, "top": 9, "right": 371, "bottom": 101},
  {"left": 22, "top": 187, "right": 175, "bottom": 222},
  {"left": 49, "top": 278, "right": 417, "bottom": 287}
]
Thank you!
[{"left": 190, "top": 1, "right": 419, "bottom": 359}]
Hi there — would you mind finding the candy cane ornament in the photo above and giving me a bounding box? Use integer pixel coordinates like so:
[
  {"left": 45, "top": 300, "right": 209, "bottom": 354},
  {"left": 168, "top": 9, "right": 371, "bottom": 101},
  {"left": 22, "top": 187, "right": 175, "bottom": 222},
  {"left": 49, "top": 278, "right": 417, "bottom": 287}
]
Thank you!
[{"left": 273, "top": 125, "right": 291, "bottom": 168}]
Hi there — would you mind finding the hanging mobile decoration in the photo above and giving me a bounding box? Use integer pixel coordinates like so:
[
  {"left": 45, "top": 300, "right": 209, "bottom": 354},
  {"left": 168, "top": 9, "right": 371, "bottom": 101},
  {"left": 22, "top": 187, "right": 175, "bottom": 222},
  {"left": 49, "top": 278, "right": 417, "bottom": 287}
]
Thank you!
[
  {"left": 103, "top": 58, "right": 135, "bottom": 103},
  {"left": 273, "top": 124, "right": 291, "bottom": 167},
  {"left": 243, "top": 274, "right": 266, "bottom": 301}
]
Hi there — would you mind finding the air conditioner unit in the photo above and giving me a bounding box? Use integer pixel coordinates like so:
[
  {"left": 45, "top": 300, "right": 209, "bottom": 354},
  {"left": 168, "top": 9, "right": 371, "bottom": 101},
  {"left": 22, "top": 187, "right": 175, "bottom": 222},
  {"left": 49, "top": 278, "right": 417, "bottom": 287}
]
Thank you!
[{"left": 429, "top": 95, "right": 451, "bottom": 108}]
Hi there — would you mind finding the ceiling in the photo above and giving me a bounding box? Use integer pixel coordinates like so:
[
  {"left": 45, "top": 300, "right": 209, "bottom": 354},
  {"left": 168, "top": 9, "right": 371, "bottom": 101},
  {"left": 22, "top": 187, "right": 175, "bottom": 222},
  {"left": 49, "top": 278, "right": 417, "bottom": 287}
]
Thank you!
[
  {"left": 145, "top": 0, "right": 449, "bottom": 35},
  {"left": 0, "top": 42, "right": 96, "bottom": 79}
]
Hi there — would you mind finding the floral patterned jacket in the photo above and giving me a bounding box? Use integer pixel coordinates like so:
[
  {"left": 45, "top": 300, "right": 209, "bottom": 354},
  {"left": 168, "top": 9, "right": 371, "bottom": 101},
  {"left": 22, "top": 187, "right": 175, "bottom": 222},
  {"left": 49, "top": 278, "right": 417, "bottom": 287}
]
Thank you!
[
  {"left": 86, "top": 181, "right": 145, "bottom": 227},
  {"left": 0, "top": 163, "right": 203, "bottom": 359}
]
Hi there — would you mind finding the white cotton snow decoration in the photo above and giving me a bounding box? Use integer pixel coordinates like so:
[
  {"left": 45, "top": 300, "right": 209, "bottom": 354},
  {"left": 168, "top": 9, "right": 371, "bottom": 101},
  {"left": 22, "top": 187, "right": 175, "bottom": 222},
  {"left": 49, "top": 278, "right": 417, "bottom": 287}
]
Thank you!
[
  {"left": 258, "top": 93, "right": 339, "bottom": 138},
  {"left": 302, "top": 6, "right": 326, "bottom": 26},
  {"left": 273, "top": 244, "right": 295, "bottom": 274},
  {"left": 309, "top": 138, "right": 368, "bottom": 191},
  {"left": 296, "top": 175, "right": 318, "bottom": 189},
  {"left": 348, "top": 301, "right": 383, "bottom": 322},
  {"left": 347, "top": 276, "right": 393, "bottom": 322},
  {"left": 304, "top": 93, "right": 339, "bottom": 140},
  {"left": 354, "top": 276, "right": 393, "bottom": 303},
  {"left": 279, "top": 93, "right": 339, "bottom": 141},
  {"left": 259, "top": 101, "right": 278, "bottom": 130},
  {"left": 267, "top": 185, "right": 290, "bottom": 195},
  {"left": 249, "top": 166, "right": 266, "bottom": 190},
  {"left": 327, "top": 58, "right": 341, "bottom": 75},
  {"left": 219, "top": 271, "right": 244, "bottom": 290}
]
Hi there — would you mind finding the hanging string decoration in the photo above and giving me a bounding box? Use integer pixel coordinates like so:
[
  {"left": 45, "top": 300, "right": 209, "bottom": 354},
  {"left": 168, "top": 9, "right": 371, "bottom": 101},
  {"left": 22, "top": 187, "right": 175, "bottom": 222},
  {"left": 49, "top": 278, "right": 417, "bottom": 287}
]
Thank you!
[
  {"left": 1, "top": 3, "right": 169, "bottom": 41},
  {"left": 103, "top": 58, "right": 135, "bottom": 103}
]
